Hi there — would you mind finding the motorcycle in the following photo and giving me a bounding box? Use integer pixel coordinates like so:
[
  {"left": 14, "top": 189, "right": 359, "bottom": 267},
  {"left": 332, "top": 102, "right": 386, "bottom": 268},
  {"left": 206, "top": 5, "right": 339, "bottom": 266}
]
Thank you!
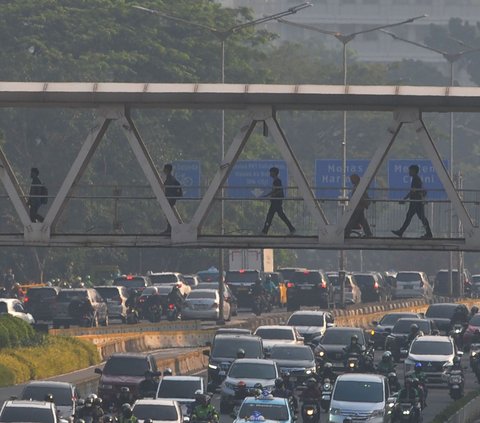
[
  {"left": 346, "top": 353, "right": 361, "bottom": 372},
  {"left": 146, "top": 304, "right": 162, "bottom": 323},
  {"left": 397, "top": 402, "right": 420, "bottom": 423},
  {"left": 448, "top": 369, "right": 464, "bottom": 400},
  {"left": 387, "top": 372, "right": 401, "bottom": 394},
  {"left": 166, "top": 303, "right": 179, "bottom": 321},
  {"left": 126, "top": 306, "right": 139, "bottom": 324},
  {"left": 252, "top": 295, "right": 263, "bottom": 316},
  {"left": 469, "top": 343, "right": 480, "bottom": 370},
  {"left": 301, "top": 401, "right": 320, "bottom": 423},
  {"left": 320, "top": 378, "right": 332, "bottom": 412},
  {"left": 450, "top": 324, "right": 464, "bottom": 350}
]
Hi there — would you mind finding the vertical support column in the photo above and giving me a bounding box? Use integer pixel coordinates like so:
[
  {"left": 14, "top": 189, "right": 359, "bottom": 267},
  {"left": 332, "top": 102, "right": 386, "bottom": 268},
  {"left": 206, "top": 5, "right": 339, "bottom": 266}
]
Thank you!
[
  {"left": 119, "top": 112, "right": 182, "bottom": 232},
  {"left": 336, "top": 109, "right": 411, "bottom": 236},
  {"left": 0, "top": 147, "right": 31, "bottom": 227},
  {"left": 265, "top": 114, "right": 329, "bottom": 238},
  {"left": 40, "top": 110, "right": 114, "bottom": 239}
]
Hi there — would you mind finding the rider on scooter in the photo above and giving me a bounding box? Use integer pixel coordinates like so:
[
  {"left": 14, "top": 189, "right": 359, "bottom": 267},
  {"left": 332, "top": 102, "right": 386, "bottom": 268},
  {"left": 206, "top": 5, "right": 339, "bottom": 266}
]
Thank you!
[{"left": 377, "top": 351, "right": 395, "bottom": 375}]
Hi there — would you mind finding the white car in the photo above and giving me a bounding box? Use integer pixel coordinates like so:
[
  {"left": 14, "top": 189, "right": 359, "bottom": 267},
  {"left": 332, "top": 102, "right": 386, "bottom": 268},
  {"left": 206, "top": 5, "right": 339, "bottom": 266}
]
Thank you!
[
  {"left": 148, "top": 272, "right": 191, "bottom": 297},
  {"left": 254, "top": 325, "right": 304, "bottom": 350},
  {"left": 394, "top": 271, "right": 433, "bottom": 300},
  {"left": 404, "top": 335, "right": 459, "bottom": 384},
  {"left": 0, "top": 400, "right": 65, "bottom": 423},
  {"left": 132, "top": 399, "right": 183, "bottom": 423},
  {"left": 182, "top": 289, "right": 230, "bottom": 321},
  {"left": 286, "top": 310, "right": 334, "bottom": 342},
  {"left": 155, "top": 376, "right": 204, "bottom": 415},
  {"left": 327, "top": 272, "right": 362, "bottom": 305},
  {"left": 0, "top": 298, "right": 35, "bottom": 324}
]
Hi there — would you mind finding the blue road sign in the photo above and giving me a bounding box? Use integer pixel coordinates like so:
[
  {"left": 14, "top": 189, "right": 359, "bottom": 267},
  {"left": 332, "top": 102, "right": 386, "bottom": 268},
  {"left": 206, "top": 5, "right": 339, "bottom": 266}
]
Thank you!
[
  {"left": 172, "top": 160, "right": 201, "bottom": 199},
  {"left": 227, "top": 160, "right": 288, "bottom": 199},
  {"left": 315, "top": 159, "right": 373, "bottom": 199},
  {"left": 388, "top": 159, "right": 449, "bottom": 200}
]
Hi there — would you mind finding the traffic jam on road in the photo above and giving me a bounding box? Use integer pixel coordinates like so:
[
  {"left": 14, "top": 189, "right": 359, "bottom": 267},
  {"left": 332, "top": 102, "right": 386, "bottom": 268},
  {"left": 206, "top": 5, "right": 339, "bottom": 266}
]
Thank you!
[{"left": 0, "top": 268, "right": 479, "bottom": 423}]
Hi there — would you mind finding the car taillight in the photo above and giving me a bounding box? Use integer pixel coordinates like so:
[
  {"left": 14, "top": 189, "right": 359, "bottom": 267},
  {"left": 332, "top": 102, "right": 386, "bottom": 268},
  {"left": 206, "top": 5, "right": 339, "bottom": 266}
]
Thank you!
[
  {"left": 374, "top": 281, "right": 379, "bottom": 289},
  {"left": 24, "top": 297, "right": 29, "bottom": 303},
  {"left": 168, "top": 303, "right": 175, "bottom": 310},
  {"left": 139, "top": 297, "right": 145, "bottom": 303},
  {"left": 287, "top": 282, "right": 294, "bottom": 288},
  {"left": 321, "top": 280, "right": 327, "bottom": 289}
]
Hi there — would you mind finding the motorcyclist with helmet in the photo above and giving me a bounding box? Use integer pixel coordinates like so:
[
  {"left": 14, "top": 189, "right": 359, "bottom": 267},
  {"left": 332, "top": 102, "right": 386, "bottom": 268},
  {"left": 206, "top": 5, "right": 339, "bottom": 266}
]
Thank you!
[
  {"left": 272, "top": 378, "right": 297, "bottom": 412},
  {"left": 116, "top": 387, "right": 132, "bottom": 410},
  {"left": 469, "top": 306, "right": 479, "bottom": 321},
  {"left": 163, "top": 368, "right": 173, "bottom": 377},
  {"left": 407, "top": 324, "right": 423, "bottom": 344},
  {"left": 343, "top": 335, "right": 363, "bottom": 356},
  {"left": 236, "top": 349, "right": 246, "bottom": 359},
  {"left": 281, "top": 372, "right": 294, "bottom": 391},
  {"left": 263, "top": 276, "right": 277, "bottom": 307},
  {"left": 167, "top": 285, "right": 184, "bottom": 311},
  {"left": 77, "top": 395, "right": 104, "bottom": 423},
  {"left": 143, "top": 287, "right": 163, "bottom": 321},
  {"left": 300, "top": 378, "right": 322, "bottom": 403},
  {"left": 396, "top": 377, "right": 421, "bottom": 421},
  {"left": 414, "top": 361, "right": 428, "bottom": 404},
  {"left": 387, "top": 372, "right": 401, "bottom": 393},
  {"left": 411, "top": 378, "right": 426, "bottom": 410},
  {"left": 377, "top": 351, "right": 395, "bottom": 375},
  {"left": 44, "top": 393, "right": 54, "bottom": 403},
  {"left": 190, "top": 392, "right": 219, "bottom": 423},
  {"left": 119, "top": 403, "right": 138, "bottom": 423},
  {"left": 320, "top": 362, "right": 335, "bottom": 383},
  {"left": 138, "top": 371, "right": 158, "bottom": 398}
]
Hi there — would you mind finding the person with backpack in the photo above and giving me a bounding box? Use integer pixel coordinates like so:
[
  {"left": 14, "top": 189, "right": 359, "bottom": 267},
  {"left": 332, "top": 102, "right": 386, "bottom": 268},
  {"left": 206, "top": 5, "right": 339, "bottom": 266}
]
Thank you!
[
  {"left": 161, "top": 163, "right": 182, "bottom": 235},
  {"left": 28, "top": 167, "right": 47, "bottom": 223}
]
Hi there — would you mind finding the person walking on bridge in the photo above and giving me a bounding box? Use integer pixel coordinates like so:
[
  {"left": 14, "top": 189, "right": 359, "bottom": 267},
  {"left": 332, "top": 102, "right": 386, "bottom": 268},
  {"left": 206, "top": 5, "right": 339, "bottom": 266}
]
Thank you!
[
  {"left": 161, "top": 163, "right": 182, "bottom": 235},
  {"left": 392, "top": 164, "right": 433, "bottom": 239},
  {"left": 261, "top": 167, "right": 295, "bottom": 235}
]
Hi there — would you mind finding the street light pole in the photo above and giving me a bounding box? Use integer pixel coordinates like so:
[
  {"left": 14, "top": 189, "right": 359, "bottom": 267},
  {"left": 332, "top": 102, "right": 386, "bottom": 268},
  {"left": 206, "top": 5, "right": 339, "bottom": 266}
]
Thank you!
[
  {"left": 381, "top": 29, "right": 480, "bottom": 296},
  {"left": 278, "top": 15, "right": 426, "bottom": 275},
  {"left": 133, "top": 2, "right": 312, "bottom": 322}
]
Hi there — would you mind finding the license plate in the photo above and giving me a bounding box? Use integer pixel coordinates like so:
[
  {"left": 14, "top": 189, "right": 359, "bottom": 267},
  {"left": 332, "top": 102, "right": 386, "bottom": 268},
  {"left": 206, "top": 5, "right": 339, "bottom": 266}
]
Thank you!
[
  {"left": 237, "top": 287, "right": 247, "bottom": 292},
  {"left": 300, "top": 286, "right": 310, "bottom": 290},
  {"left": 219, "top": 371, "right": 226, "bottom": 376}
]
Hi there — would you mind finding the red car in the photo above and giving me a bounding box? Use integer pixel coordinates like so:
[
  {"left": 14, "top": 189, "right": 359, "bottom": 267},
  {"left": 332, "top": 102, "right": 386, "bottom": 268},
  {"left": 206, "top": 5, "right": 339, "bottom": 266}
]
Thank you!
[{"left": 463, "top": 313, "right": 480, "bottom": 348}]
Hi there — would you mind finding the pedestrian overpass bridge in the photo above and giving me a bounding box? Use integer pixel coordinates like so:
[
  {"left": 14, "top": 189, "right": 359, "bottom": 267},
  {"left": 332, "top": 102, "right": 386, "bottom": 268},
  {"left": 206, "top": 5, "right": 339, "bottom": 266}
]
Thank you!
[{"left": 0, "top": 82, "right": 478, "bottom": 251}]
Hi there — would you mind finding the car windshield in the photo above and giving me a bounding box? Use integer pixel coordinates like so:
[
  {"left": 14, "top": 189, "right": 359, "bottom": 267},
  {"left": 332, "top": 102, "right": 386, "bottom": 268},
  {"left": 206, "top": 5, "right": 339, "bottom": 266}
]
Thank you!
[
  {"left": 57, "top": 291, "right": 88, "bottom": 301},
  {"left": 470, "top": 314, "right": 480, "bottom": 326},
  {"left": 333, "top": 380, "right": 383, "bottom": 403},
  {"left": 0, "top": 407, "right": 54, "bottom": 423},
  {"left": 157, "top": 380, "right": 201, "bottom": 399},
  {"left": 197, "top": 272, "right": 220, "bottom": 283},
  {"left": 103, "top": 357, "right": 148, "bottom": 377},
  {"left": 270, "top": 346, "right": 313, "bottom": 361},
  {"left": 26, "top": 289, "right": 57, "bottom": 299},
  {"left": 255, "top": 328, "right": 294, "bottom": 340},
  {"left": 229, "top": 362, "right": 276, "bottom": 379},
  {"left": 95, "top": 287, "right": 120, "bottom": 299},
  {"left": 287, "top": 314, "right": 325, "bottom": 326},
  {"left": 279, "top": 269, "right": 302, "bottom": 282},
  {"left": 410, "top": 340, "right": 453, "bottom": 355},
  {"left": 133, "top": 404, "right": 178, "bottom": 421},
  {"left": 225, "top": 271, "right": 259, "bottom": 283},
  {"left": 321, "top": 330, "right": 364, "bottom": 345},
  {"left": 353, "top": 274, "right": 375, "bottom": 287},
  {"left": 114, "top": 278, "right": 146, "bottom": 288},
  {"left": 211, "top": 338, "right": 262, "bottom": 358},
  {"left": 151, "top": 275, "right": 177, "bottom": 284},
  {"left": 291, "top": 271, "right": 321, "bottom": 284},
  {"left": 473, "top": 276, "right": 480, "bottom": 284},
  {"left": 187, "top": 290, "right": 216, "bottom": 300},
  {"left": 380, "top": 314, "right": 416, "bottom": 326},
  {"left": 238, "top": 403, "right": 289, "bottom": 420},
  {"left": 393, "top": 320, "right": 429, "bottom": 334},
  {"left": 396, "top": 273, "right": 423, "bottom": 282},
  {"left": 425, "top": 306, "right": 456, "bottom": 319},
  {"left": 22, "top": 386, "right": 73, "bottom": 406}
]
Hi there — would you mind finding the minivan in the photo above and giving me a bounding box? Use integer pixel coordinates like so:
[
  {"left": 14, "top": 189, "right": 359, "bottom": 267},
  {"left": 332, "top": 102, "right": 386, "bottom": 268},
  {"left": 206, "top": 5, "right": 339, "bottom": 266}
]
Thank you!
[{"left": 394, "top": 271, "right": 432, "bottom": 300}]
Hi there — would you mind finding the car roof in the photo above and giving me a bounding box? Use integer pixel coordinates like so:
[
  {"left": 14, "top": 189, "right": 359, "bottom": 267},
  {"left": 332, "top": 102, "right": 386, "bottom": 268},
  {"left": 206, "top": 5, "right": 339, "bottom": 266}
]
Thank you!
[
  {"left": 134, "top": 399, "right": 177, "bottom": 406},
  {"left": 270, "top": 344, "right": 311, "bottom": 350},
  {"left": 397, "top": 271, "right": 424, "bottom": 274},
  {"left": 395, "top": 318, "right": 427, "bottom": 324},
  {"left": 4, "top": 400, "right": 54, "bottom": 409},
  {"left": 24, "top": 381, "right": 73, "bottom": 388},
  {"left": 110, "top": 352, "right": 150, "bottom": 359},
  {"left": 242, "top": 396, "right": 288, "bottom": 406},
  {"left": 413, "top": 335, "right": 451, "bottom": 343},
  {"left": 161, "top": 376, "right": 202, "bottom": 381},
  {"left": 95, "top": 285, "right": 123, "bottom": 289},
  {"left": 188, "top": 289, "right": 217, "bottom": 294},
  {"left": 428, "top": 303, "right": 459, "bottom": 308},
  {"left": 214, "top": 334, "right": 260, "bottom": 341},
  {"left": 336, "top": 373, "right": 385, "bottom": 383},
  {"left": 255, "top": 325, "right": 293, "bottom": 331},
  {"left": 384, "top": 312, "right": 419, "bottom": 318},
  {"left": 59, "top": 288, "right": 88, "bottom": 292},
  {"left": 149, "top": 272, "right": 181, "bottom": 276},
  {"left": 233, "top": 358, "right": 276, "bottom": 365},
  {"left": 289, "top": 310, "right": 327, "bottom": 316},
  {"left": 326, "top": 326, "right": 362, "bottom": 332}
]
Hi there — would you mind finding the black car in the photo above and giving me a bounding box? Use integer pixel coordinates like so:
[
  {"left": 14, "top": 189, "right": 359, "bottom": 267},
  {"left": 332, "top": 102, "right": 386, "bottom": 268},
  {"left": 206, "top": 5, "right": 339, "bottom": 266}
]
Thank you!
[
  {"left": 269, "top": 344, "right": 316, "bottom": 385},
  {"left": 370, "top": 312, "right": 422, "bottom": 348},
  {"left": 352, "top": 272, "right": 389, "bottom": 302},
  {"left": 286, "top": 270, "right": 333, "bottom": 310},
  {"left": 205, "top": 334, "right": 264, "bottom": 390},
  {"left": 425, "top": 303, "right": 469, "bottom": 334},
  {"left": 224, "top": 270, "right": 263, "bottom": 307},
  {"left": 385, "top": 318, "right": 439, "bottom": 362},
  {"left": 114, "top": 275, "right": 151, "bottom": 293},
  {"left": 311, "top": 327, "right": 366, "bottom": 370},
  {"left": 24, "top": 286, "right": 60, "bottom": 321}
]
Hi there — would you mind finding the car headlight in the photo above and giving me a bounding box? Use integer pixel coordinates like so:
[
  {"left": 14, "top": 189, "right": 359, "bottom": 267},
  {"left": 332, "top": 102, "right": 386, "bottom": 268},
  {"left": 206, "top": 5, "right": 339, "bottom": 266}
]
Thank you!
[
  {"left": 329, "top": 407, "right": 341, "bottom": 415},
  {"left": 371, "top": 409, "right": 384, "bottom": 418},
  {"left": 371, "top": 330, "right": 375, "bottom": 336},
  {"left": 208, "top": 364, "right": 218, "bottom": 370},
  {"left": 306, "top": 409, "right": 314, "bottom": 416},
  {"left": 318, "top": 351, "right": 325, "bottom": 357},
  {"left": 305, "top": 367, "right": 316, "bottom": 375},
  {"left": 402, "top": 409, "right": 411, "bottom": 415}
]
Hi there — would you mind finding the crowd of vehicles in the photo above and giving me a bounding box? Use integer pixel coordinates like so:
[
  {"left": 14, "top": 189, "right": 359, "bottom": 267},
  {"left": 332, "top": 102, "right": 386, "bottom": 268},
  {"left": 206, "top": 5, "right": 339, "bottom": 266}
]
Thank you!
[{"left": 4, "top": 296, "right": 480, "bottom": 423}]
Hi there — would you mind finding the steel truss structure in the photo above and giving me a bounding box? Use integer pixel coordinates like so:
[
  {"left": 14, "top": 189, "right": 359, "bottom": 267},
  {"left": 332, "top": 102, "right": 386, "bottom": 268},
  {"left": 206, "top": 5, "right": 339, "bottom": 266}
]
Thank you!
[{"left": 0, "top": 82, "right": 478, "bottom": 251}]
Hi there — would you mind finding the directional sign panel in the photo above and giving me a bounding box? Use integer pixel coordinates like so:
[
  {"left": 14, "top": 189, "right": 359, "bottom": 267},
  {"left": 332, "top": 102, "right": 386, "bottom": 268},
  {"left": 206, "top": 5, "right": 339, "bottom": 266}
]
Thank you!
[
  {"left": 227, "top": 160, "right": 288, "bottom": 199},
  {"left": 315, "top": 159, "right": 372, "bottom": 199},
  {"left": 388, "top": 159, "right": 448, "bottom": 200},
  {"left": 172, "top": 160, "right": 201, "bottom": 199}
]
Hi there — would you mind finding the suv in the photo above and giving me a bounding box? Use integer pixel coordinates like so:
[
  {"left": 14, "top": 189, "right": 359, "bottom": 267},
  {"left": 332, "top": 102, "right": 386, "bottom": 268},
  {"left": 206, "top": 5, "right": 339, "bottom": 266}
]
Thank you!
[
  {"left": 434, "top": 268, "right": 472, "bottom": 297},
  {"left": 425, "top": 303, "right": 469, "bottom": 334},
  {"left": 95, "top": 286, "right": 129, "bottom": 322},
  {"left": 326, "top": 272, "right": 362, "bottom": 306},
  {"left": 206, "top": 334, "right": 264, "bottom": 390},
  {"left": 0, "top": 400, "right": 60, "bottom": 423},
  {"left": 225, "top": 270, "right": 263, "bottom": 307},
  {"left": 148, "top": 272, "right": 191, "bottom": 297},
  {"left": 404, "top": 335, "right": 458, "bottom": 384},
  {"left": 352, "top": 272, "right": 389, "bottom": 302},
  {"left": 329, "top": 373, "right": 392, "bottom": 423},
  {"left": 114, "top": 275, "right": 151, "bottom": 292},
  {"left": 286, "top": 269, "right": 333, "bottom": 310},
  {"left": 394, "top": 271, "right": 432, "bottom": 300},
  {"left": 24, "top": 286, "right": 60, "bottom": 321},
  {"left": 286, "top": 310, "right": 334, "bottom": 342},
  {"left": 52, "top": 288, "right": 108, "bottom": 328},
  {"left": 21, "top": 381, "right": 78, "bottom": 421},
  {"left": 96, "top": 353, "right": 159, "bottom": 404}
]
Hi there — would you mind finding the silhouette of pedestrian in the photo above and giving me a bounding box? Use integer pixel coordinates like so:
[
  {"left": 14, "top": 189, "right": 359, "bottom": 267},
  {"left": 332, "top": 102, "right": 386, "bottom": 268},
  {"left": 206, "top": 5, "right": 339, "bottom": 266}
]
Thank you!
[
  {"left": 28, "top": 167, "right": 44, "bottom": 223},
  {"left": 344, "top": 174, "right": 373, "bottom": 238},
  {"left": 161, "top": 163, "right": 182, "bottom": 235},
  {"left": 261, "top": 167, "right": 295, "bottom": 235},
  {"left": 392, "top": 164, "right": 433, "bottom": 239}
]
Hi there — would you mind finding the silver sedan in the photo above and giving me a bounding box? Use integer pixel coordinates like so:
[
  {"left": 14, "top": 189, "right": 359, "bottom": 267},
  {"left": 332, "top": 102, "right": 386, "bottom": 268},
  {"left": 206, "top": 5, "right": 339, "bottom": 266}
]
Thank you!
[{"left": 182, "top": 289, "right": 231, "bottom": 321}]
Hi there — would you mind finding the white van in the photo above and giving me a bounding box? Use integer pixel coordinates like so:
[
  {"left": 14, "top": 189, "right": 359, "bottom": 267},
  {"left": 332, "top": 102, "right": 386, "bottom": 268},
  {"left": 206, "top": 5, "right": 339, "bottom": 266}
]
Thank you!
[{"left": 394, "top": 271, "right": 432, "bottom": 300}]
